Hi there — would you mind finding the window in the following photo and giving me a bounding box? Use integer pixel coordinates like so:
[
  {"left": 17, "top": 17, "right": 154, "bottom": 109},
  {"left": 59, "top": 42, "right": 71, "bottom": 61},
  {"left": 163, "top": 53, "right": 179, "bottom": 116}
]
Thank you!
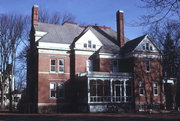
[
  {"left": 88, "top": 40, "right": 92, "bottom": 48},
  {"left": 50, "top": 59, "right": 56, "bottom": 72},
  {"left": 86, "top": 60, "right": 93, "bottom": 72},
  {"left": 58, "top": 83, "right": 64, "bottom": 98},
  {"left": 143, "top": 45, "right": 145, "bottom": 50},
  {"left": 150, "top": 46, "right": 153, "bottom": 51},
  {"left": 139, "top": 81, "right": 145, "bottom": 96},
  {"left": 153, "top": 82, "right": 158, "bottom": 96},
  {"left": 145, "top": 59, "right": 151, "bottom": 72},
  {"left": 146, "top": 43, "right": 149, "bottom": 50},
  {"left": 90, "top": 80, "right": 110, "bottom": 102},
  {"left": 112, "top": 60, "right": 119, "bottom": 72},
  {"left": 50, "top": 82, "right": 56, "bottom": 98},
  {"left": 84, "top": 43, "right": 87, "bottom": 48},
  {"left": 59, "top": 59, "right": 64, "bottom": 73},
  {"left": 93, "top": 44, "right": 96, "bottom": 49}
]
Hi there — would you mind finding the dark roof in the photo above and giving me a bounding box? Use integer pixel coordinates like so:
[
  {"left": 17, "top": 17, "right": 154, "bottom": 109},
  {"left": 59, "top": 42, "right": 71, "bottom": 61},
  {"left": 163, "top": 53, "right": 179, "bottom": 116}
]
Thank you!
[
  {"left": 120, "top": 35, "right": 146, "bottom": 54},
  {"left": 34, "top": 22, "right": 131, "bottom": 54},
  {"left": 34, "top": 22, "right": 83, "bottom": 44}
]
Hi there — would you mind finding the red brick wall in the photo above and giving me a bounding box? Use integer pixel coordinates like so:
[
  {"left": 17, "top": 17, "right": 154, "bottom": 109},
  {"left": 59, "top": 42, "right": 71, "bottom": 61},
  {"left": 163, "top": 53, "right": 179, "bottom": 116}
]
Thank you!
[
  {"left": 38, "top": 53, "right": 70, "bottom": 103},
  {"left": 74, "top": 54, "right": 91, "bottom": 74},
  {"left": 99, "top": 58, "right": 112, "bottom": 72},
  {"left": 133, "top": 57, "right": 163, "bottom": 105}
]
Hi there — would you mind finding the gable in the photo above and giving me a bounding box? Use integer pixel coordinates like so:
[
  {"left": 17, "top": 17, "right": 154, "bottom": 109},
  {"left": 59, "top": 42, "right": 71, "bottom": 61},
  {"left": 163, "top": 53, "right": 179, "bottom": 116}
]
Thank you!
[
  {"left": 134, "top": 35, "right": 159, "bottom": 52},
  {"left": 35, "top": 31, "right": 47, "bottom": 42},
  {"left": 75, "top": 29, "right": 102, "bottom": 50}
]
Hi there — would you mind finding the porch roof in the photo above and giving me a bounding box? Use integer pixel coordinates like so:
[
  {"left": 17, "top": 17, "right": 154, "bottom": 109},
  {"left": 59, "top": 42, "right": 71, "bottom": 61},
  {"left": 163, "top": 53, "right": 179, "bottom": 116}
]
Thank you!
[{"left": 78, "top": 71, "right": 132, "bottom": 79}]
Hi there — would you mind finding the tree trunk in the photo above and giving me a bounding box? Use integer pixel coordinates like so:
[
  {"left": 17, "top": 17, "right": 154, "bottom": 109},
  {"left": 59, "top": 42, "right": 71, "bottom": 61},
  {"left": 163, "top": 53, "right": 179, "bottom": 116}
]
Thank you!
[
  {"left": 9, "top": 77, "right": 12, "bottom": 111},
  {"left": 1, "top": 87, "right": 5, "bottom": 110}
]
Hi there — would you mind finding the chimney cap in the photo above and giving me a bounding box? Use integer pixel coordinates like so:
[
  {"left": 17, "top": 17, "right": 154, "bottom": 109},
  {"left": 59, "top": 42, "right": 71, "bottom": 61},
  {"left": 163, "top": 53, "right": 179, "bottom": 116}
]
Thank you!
[
  {"left": 118, "top": 10, "right": 124, "bottom": 13},
  {"left": 33, "top": 5, "right": 39, "bottom": 7}
]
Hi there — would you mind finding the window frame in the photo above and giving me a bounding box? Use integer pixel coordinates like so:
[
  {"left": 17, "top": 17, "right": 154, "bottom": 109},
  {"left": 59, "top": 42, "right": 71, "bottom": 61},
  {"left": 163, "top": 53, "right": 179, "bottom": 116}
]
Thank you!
[
  {"left": 50, "top": 59, "right": 56, "bottom": 72},
  {"left": 93, "top": 44, "right": 96, "bottom": 49},
  {"left": 88, "top": 40, "right": 92, "bottom": 48},
  {"left": 112, "top": 60, "right": 119, "bottom": 72},
  {"left": 139, "top": 81, "right": 145, "bottom": 96},
  {"left": 50, "top": 82, "right": 56, "bottom": 98},
  {"left": 146, "top": 43, "right": 149, "bottom": 50},
  {"left": 84, "top": 43, "right": 87, "bottom": 48},
  {"left": 58, "top": 83, "right": 65, "bottom": 99},
  {"left": 145, "top": 59, "right": 151, "bottom": 72},
  {"left": 153, "top": 82, "right": 158, "bottom": 96},
  {"left": 58, "top": 59, "right": 65, "bottom": 73}
]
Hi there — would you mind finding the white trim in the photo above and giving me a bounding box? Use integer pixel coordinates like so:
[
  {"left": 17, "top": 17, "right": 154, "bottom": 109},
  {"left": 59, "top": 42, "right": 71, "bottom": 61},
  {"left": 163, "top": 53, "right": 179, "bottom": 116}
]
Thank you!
[
  {"left": 75, "top": 50, "right": 95, "bottom": 55},
  {"left": 153, "top": 82, "right": 158, "bottom": 96},
  {"left": 58, "top": 59, "right": 65, "bottom": 73},
  {"left": 35, "top": 31, "right": 47, "bottom": 41},
  {"left": 99, "top": 54, "right": 120, "bottom": 59},
  {"left": 124, "top": 53, "right": 161, "bottom": 59},
  {"left": 38, "top": 72, "right": 70, "bottom": 74},
  {"left": 38, "top": 49, "right": 69, "bottom": 55},
  {"left": 75, "top": 29, "right": 102, "bottom": 50},
  {"left": 38, "top": 42, "right": 70, "bottom": 50},
  {"left": 38, "top": 103, "right": 56, "bottom": 106},
  {"left": 134, "top": 35, "right": 160, "bottom": 53},
  {"left": 50, "top": 59, "right": 56, "bottom": 73},
  {"left": 50, "top": 82, "right": 56, "bottom": 99},
  {"left": 88, "top": 78, "right": 90, "bottom": 103}
]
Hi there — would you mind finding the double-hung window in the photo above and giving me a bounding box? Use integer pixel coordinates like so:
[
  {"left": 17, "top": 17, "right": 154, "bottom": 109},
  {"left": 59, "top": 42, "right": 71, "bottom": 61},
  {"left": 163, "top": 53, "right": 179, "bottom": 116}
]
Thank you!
[
  {"left": 58, "top": 83, "right": 64, "bottom": 98},
  {"left": 50, "top": 82, "right": 56, "bottom": 98},
  {"left": 139, "top": 81, "right": 145, "bottom": 96},
  {"left": 112, "top": 60, "right": 119, "bottom": 72},
  {"left": 145, "top": 59, "right": 151, "bottom": 72},
  {"left": 50, "top": 59, "right": 56, "bottom": 72},
  {"left": 153, "top": 82, "right": 158, "bottom": 96},
  {"left": 146, "top": 43, "right": 149, "bottom": 50},
  {"left": 59, "top": 59, "right": 64, "bottom": 73},
  {"left": 88, "top": 40, "right": 92, "bottom": 48}
]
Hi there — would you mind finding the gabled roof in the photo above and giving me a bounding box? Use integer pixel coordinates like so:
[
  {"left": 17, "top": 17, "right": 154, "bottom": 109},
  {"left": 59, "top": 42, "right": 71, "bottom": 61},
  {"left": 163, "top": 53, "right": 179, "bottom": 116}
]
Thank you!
[
  {"left": 34, "top": 22, "right": 130, "bottom": 54},
  {"left": 34, "top": 22, "right": 84, "bottom": 44},
  {"left": 120, "top": 35, "right": 147, "bottom": 54}
]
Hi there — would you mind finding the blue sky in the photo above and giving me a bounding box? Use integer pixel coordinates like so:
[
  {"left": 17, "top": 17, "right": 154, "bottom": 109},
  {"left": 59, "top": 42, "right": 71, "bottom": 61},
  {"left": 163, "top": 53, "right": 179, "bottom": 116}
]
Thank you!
[{"left": 0, "top": 0, "right": 147, "bottom": 39}]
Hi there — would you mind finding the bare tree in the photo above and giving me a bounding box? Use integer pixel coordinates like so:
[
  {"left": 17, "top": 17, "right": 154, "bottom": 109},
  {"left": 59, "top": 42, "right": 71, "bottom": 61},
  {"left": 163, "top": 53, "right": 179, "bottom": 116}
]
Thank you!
[
  {"left": 139, "top": 0, "right": 179, "bottom": 25},
  {"left": 38, "top": 8, "right": 76, "bottom": 24},
  {"left": 145, "top": 20, "right": 180, "bottom": 109},
  {"left": 0, "top": 13, "right": 27, "bottom": 110}
]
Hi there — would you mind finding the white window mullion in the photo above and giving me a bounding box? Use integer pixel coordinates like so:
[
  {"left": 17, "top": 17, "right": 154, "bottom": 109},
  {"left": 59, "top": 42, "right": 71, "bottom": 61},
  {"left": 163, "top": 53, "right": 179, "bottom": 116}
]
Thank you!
[
  {"left": 110, "top": 79, "right": 113, "bottom": 102},
  {"left": 124, "top": 80, "right": 126, "bottom": 102}
]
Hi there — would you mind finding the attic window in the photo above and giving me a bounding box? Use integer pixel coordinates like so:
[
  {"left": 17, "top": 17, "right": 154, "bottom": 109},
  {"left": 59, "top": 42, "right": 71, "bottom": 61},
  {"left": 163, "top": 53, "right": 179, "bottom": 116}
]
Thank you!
[
  {"left": 84, "top": 43, "right": 87, "bottom": 48},
  {"left": 143, "top": 45, "right": 145, "bottom": 50},
  {"left": 150, "top": 46, "right": 153, "bottom": 51},
  {"left": 88, "top": 40, "right": 92, "bottom": 48},
  {"left": 146, "top": 43, "right": 149, "bottom": 50},
  {"left": 93, "top": 44, "right": 96, "bottom": 49}
]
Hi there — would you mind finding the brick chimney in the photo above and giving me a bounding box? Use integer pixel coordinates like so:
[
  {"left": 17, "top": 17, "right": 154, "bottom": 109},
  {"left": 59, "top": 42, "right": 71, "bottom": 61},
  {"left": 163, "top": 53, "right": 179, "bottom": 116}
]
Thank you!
[
  {"left": 32, "top": 5, "right": 38, "bottom": 25},
  {"left": 116, "top": 10, "right": 124, "bottom": 48}
]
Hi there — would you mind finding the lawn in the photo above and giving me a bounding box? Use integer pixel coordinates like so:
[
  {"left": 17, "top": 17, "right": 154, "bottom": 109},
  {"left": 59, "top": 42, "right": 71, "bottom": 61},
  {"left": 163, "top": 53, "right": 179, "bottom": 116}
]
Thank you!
[{"left": 0, "top": 113, "right": 179, "bottom": 121}]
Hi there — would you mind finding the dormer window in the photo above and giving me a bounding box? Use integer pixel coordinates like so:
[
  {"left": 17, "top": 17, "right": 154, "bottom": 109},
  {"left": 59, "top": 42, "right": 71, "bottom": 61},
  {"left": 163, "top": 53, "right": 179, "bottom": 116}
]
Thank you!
[{"left": 88, "top": 40, "right": 92, "bottom": 48}]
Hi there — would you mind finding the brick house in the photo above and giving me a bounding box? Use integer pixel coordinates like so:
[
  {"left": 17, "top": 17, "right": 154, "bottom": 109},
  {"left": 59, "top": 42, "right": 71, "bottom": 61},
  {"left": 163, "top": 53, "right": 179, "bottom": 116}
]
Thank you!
[{"left": 26, "top": 5, "right": 164, "bottom": 113}]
